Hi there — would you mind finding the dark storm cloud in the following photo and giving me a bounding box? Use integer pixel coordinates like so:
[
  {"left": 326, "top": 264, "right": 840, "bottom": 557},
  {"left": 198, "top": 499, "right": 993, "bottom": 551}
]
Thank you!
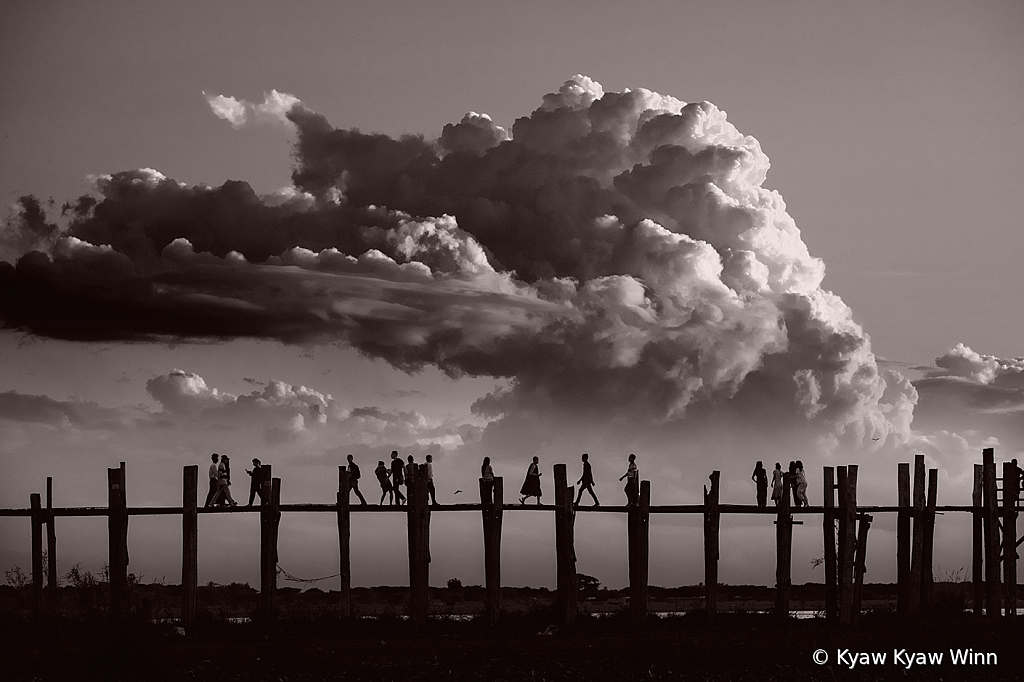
[
  {"left": 0, "top": 196, "right": 61, "bottom": 262},
  {"left": 0, "top": 77, "right": 916, "bottom": 442}
]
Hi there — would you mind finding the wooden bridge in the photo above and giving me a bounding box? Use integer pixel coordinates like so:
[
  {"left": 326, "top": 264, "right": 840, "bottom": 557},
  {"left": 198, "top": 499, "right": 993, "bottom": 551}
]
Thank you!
[{"left": 1, "top": 448, "right": 1019, "bottom": 631}]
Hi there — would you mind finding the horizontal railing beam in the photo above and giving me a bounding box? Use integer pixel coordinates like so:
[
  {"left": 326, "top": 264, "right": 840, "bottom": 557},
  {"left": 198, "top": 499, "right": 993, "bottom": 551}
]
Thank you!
[{"left": 0, "top": 502, "right": 996, "bottom": 517}]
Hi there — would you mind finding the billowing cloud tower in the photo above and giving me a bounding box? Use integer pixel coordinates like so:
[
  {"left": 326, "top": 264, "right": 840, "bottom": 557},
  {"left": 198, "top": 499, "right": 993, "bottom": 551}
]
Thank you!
[{"left": 0, "top": 76, "right": 916, "bottom": 454}]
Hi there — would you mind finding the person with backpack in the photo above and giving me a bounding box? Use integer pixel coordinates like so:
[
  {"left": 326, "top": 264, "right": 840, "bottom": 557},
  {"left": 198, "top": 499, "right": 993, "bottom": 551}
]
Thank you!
[{"left": 347, "top": 454, "right": 368, "bottom": 505}]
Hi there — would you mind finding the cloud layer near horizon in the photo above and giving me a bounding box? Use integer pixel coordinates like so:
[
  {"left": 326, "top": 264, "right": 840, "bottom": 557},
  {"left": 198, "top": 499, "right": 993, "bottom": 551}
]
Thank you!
[{"left": 1, "top": 76, "right": 917, "bottom": 449}]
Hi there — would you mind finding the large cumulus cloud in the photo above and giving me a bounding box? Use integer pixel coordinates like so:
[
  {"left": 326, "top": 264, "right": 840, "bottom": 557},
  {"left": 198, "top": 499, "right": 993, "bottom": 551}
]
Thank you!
[{"left": 0, "top": 76, "right": 915, "bottom": 446}]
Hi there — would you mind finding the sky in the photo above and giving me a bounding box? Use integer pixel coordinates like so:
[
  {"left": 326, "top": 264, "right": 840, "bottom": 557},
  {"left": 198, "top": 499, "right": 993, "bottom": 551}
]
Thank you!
[{"left": 1, "top": 0, "right": 1023, "bottom": 592}]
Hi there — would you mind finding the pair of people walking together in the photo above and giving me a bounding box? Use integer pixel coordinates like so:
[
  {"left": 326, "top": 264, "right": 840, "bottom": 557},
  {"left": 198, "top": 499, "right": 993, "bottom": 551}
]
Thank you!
[{"left": 203, "top": 453, "right": 254, "bottom": 507}]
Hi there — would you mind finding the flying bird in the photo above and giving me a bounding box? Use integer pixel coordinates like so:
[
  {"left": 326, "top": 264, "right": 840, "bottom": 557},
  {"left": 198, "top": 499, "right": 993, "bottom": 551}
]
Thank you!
[{"left": 453, "top": 490, "right": 462, "bottom": 495}]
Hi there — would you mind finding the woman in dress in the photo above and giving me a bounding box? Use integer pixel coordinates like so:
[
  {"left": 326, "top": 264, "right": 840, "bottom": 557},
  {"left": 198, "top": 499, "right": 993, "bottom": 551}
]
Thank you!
[
  {"left": 751, "top": 461, "right": 768, "bottom": 508},
  {"left": 770, "top": 462, "right": 784, "bottom": 506},
  {"left": 619, "top": 454, "right": 638, "bottom": 506},
  {"left": 519, "top": 456, "right": 542, "bottom": 505},
  {"left": 795, "top": 459, "right": 809, "bottom": 507},
  {"left": 217, "top": 455, "right": 238, "bottom": 506}
]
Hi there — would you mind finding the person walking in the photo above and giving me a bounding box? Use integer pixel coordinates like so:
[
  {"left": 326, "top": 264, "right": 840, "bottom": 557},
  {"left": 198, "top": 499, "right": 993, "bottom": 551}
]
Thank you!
[
  {"left": 217, "top": 455, "right": 238, "bottom": 506},
  {"left": 795, "top": 460, "right": 808, "bottom": 507},
  {"left": 751, "top": 461, "right": 768, "bottom": 508},
  {"left": 375, "top": 460, "right": 393, "bottom": 505},
  {"left": 425, "top": 454, "right": 437, "bottom": 506},
  {"left": 204, "top": 453, "right": 221, "bottom": 507},
  {"left": 574, "top": 453, "right": 599, "bottom": 507},
  {"left": 519, "top": 456, "right": 542, "bottom": 505},
  {"left": 619, "top": 454, "right": 639, "bottom": 506},
  {"left": 389, "top": 451, "right": 407, "bottom": 505},
  {"left": 770, "top": 462, "right": 784, "bottom": 506},
  {"left": 347, "top": 454, "right": 368, "bottom": 505},
  {"left": 245, "top": 458, "right": 264, "bottom": 506}
]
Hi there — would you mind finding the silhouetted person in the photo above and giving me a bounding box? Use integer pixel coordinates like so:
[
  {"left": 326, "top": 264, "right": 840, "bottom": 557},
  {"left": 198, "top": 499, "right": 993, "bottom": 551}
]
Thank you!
[
  {"left": 204, "top": 453, "right": 221, "bottom": 507},
  {"left": 425, "top": 454, "right": 437, "bottom": 505},
  {"left": 788, "top": 461, "right": 798, "bottom": 507},
  {"left": 752, "top": 461, "right": 768, "bottom": 508},
  {"left": 406, "top": 454, "right": 416, "bottom": 493},
  {"left": 519, "top": 456, "right": 542, "bottom": 505},
  {"left": 245, "top": 458, "right": 264, "bottom": 506},
  {"left": 347, "top": 454, "right": 368, "bottom": 505},
  {"left": 619, "top": 454, "right": 639, "bottom": 506},
  {"left": 217, "top": 455, "right": 237, "bottom": 506},
  {"left": 390, "top": 451, "right": 407, "bottom": 505},
  {"left": 480, "top": 456, "right": 495, "bottom": 501},
  {"left": 771, "top": 462, "right": 783, "bottom": 506},
  {"left": 575, "top": 453, "right": 599, "bottom": 507},
  {"left": 795, "top": 459, "right": 808, "bottom": 507},
  {"left": 375, "top": 460, "right": 393, "bottom": 505}
]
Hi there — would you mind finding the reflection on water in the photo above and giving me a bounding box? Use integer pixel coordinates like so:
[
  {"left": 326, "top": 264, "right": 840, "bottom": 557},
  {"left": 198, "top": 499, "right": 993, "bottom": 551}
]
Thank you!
[{"left": 161, "top": 607, "right": 1024, "bottom": 624}]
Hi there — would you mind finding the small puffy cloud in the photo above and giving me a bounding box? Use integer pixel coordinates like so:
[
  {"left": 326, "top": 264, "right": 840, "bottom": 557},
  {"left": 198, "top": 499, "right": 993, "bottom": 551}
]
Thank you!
[
  {"left": 927, "top": 343, "right": 1024, "bottom": 388},
  {"left": 146, "top": 369, "right": 234, "bottom": 415},
  {"left": 204, "top": 93, "right": 247, "bottom": 127},
  {"left": 205, "top": 90, "right": 302, "bottom": 127},
  {"left": 439, "top": 112, "right": 509, "bottom": 156},
  {"left": 913, "top": 344, "right": 1024, "bottom": 455}
]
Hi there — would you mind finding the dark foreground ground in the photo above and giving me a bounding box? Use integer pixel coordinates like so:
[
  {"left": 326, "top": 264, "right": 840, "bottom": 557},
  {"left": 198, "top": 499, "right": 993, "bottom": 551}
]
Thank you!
[{"left": 2, "top": 611, "right": 1023, "bottom": 682}]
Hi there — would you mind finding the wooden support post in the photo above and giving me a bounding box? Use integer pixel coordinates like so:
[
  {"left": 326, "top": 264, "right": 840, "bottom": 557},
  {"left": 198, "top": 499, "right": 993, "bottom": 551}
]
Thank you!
[
  {"left": 851, "top": 513, "right": 872, "bottom": 625},
  {"left": 983, "top": 448, "right": 999, "bottom": 618},
  {"left": 627, "top": 480, "right": 650, "bottom": 624},
  {"left": 839, "top": 465, "right": 858, "bottom": 626},
  {"left": 30, "top": 493, "right": 43, "bottom": 621},
  {"left": 835, "top": 467, "right": 847, "bottom": 614},
  {"left": 775, "top": 472, "right": 792, "bottom": 618},
  {"left": 45, "top": 478, "right": 57, "bottom": 617},
  {"left": 972, "top": 463, "right": 983, "bottom": 615},
  {"left": 703, "top": 471, "right": 720, "bottom": 625},
  {"left": 337, "top": 467, "right": 351, "bottom": 620},
  {"left": 553, "top": 464, "right": 577, "bottom": 626},
  {"left": 921, "top": 469, "right": 938, "bottom": 613},
  {"left": 897, "top": 463, "right": 911, "bottom": 617},
  {"left": 480, "top": 476, "right": 503, "bottom": 626},
  {"left": 909, "top": 454, "right": 925, "bottom": 616},
  {"left": 107, "top": 462, "right": 128, "bottom": 625},
  {"left": 259, "top": 465, "right": 277, "bottom": 621},
  {"left": 1003, "top": 460, "right": 1019, "bottom": 618},
  {"left": 407, "top": 463, "right": 430, "bottom": 631},
  {"left": 822, "top": 467, "right": 837, "bottom": 622},
  {"left": 181, "top": 465, "right": 198, "bottom": 629}
]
